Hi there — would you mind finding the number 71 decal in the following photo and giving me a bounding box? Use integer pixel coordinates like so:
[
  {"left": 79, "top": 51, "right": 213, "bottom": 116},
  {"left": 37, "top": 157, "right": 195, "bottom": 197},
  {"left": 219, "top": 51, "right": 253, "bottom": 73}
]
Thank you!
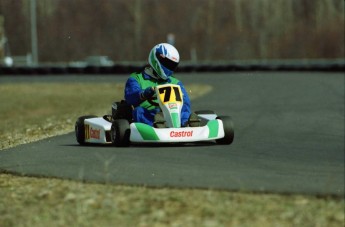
[{"left": 156, "top": 84, "right": 183, "bottom": 104}]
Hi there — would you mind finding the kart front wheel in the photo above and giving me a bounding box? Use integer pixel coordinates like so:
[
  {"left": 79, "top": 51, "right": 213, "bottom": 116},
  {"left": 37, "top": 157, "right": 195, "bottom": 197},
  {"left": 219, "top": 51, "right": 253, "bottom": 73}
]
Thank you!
[
  {"left": 111, "top": 119, "right": 130, "bottom": 147},
  {"left": 75, "top": 115, "right": 97, "bottom": 145},
  {"left": 216, "top": 116, "right": 234, "bottom": 145}
]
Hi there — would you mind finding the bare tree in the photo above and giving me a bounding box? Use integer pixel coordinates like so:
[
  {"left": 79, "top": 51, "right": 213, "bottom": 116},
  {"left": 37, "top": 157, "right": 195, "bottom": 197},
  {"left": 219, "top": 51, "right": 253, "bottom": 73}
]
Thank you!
[{"left": 1, "top": 0, "right": 343, "bottom": 62}]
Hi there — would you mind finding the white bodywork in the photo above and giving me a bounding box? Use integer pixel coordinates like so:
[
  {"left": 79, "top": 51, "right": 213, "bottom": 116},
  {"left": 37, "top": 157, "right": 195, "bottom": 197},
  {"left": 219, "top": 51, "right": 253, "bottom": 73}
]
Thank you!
[
  {"left": 129, "top": 120, "right": 225, "bottom": 143},
  {"left": 84, "top": 117, "right": 112, "bottom": 144},
  {"left": 81, "top": 84, "right": 227, "bottom": 145}
]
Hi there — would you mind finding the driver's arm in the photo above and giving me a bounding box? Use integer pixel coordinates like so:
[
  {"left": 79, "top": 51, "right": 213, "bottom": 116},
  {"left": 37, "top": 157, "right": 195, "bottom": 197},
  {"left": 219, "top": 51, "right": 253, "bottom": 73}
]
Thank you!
[
  {"left": 125, "top": 77, "right": 154, "bottom": 106},
  {"left": 125, "top": 77, "right": 142, "bottom": 106}
]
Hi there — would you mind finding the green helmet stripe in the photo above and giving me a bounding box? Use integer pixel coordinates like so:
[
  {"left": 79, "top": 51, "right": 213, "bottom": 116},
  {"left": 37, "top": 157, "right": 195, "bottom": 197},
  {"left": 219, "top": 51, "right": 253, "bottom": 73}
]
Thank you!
[{"left": 150, "top": 51, "right": 162, "bottom": 76}]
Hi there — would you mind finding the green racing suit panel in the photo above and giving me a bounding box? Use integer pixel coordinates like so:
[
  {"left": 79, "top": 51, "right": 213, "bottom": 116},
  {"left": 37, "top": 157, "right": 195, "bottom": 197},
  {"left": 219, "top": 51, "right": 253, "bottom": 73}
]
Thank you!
[{"left": 128, "top": 72, "right": 180, "bottom": 110}]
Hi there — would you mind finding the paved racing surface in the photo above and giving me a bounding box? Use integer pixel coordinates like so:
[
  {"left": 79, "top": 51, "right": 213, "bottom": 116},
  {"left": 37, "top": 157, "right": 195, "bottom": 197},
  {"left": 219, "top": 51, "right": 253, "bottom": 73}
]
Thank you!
[{"left": 0, "top": 72, "right": 344, "bottom": 196}]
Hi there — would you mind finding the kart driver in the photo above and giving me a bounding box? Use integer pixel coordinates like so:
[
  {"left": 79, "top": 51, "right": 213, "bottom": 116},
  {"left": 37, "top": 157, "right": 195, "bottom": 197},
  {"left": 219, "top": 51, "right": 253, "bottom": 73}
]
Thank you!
[{"left": 124, "top": 43, "right": 199, "bottom": 128}]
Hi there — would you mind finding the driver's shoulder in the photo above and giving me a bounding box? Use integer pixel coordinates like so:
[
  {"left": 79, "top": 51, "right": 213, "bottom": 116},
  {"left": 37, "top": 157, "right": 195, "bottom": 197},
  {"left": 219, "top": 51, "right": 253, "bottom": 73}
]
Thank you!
[
  {"left": 129, "top": 72, "right": 143, "bottom": 80},
  {"left": 168, "top": 76, "right": 181, "bottom": 84}
]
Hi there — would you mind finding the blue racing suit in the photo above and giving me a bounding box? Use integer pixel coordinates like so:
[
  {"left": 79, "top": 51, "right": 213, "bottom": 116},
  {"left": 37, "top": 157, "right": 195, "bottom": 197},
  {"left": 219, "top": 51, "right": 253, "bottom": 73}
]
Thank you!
[{"left": 124, "top": 70, "right": 191, "bottom": 126}]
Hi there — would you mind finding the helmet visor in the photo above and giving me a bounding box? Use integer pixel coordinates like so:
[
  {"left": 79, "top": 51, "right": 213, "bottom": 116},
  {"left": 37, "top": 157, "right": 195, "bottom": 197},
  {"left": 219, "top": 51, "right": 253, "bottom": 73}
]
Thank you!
[{"left": 156, "top": 52, "right": 179, "bottom": 71}]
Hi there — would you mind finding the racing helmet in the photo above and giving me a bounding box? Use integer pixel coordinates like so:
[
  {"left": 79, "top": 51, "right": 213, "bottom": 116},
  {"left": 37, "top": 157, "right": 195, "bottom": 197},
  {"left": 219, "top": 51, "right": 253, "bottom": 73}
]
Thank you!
[{"left": 148, "top": 43, "right": 180, "bottom": 80}]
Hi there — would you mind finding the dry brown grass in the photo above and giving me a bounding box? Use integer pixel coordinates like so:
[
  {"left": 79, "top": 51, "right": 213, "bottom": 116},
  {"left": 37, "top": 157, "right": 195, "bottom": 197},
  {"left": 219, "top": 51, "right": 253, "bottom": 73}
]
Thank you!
[
  {"left": 1, "top": 173, "right": 343, "bottom": 227},
  {"left": 0, "top": 83, "right": 121, "bottom": 149}
]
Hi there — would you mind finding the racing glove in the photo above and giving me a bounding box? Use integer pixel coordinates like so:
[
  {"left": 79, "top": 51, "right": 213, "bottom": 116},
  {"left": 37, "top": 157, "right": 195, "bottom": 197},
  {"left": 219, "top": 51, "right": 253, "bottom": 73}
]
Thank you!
[{"left": 140, "top": 86, "right": 155, "bottom": 100}]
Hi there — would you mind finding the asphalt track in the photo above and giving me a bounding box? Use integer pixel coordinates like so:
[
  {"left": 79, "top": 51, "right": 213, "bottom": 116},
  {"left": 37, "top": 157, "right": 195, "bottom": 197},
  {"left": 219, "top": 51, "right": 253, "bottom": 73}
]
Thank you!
[{"left": 0, "top": 72, "right": 344, "bottom": 196}]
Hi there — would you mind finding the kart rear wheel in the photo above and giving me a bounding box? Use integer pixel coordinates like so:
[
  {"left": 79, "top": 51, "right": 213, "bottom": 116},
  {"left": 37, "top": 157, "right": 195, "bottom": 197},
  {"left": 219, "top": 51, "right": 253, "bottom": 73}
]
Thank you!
[
  {"left": 216, "top": 116, "right": 234, "bottom": 145},
  {"left": 111, "top": 119, "right": 130, "bottom": 147},
  {"left": 75, "top": 115, "right": 97, "bottom": 145}
]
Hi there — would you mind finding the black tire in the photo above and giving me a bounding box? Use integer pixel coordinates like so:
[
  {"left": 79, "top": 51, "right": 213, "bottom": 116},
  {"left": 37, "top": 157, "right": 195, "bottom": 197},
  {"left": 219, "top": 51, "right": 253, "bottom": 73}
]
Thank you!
[
  {"left": 216, "top": 116, "right": 234, "bottom": 145},
  {"left": 111, "top": 119, "right": 130, "bottom": 147},
  {"left": 195, "top": 110, "right": 215, "bottom": 115},
  {"left": 75, "top": 115, "right": 97, "bottom": 145}
]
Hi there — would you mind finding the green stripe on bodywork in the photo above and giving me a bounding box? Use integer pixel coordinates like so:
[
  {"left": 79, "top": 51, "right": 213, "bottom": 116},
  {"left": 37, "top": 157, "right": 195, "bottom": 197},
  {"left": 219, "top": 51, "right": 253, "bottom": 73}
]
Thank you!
[
  {"left": 135, "top": 123, "right": 159, "bottom": 140},
  {"left": 171, "top": 113, "right": 180, "bottom": 128},
  {"left": 207, "top": 120, "right": 219, "bottom": 138}
]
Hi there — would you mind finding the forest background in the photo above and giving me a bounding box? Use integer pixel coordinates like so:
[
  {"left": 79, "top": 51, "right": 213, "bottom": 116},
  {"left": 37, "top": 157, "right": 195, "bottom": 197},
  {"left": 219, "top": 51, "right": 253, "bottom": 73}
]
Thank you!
[{"left": 0, "top": 0, "right": 344, "bottom": 64}]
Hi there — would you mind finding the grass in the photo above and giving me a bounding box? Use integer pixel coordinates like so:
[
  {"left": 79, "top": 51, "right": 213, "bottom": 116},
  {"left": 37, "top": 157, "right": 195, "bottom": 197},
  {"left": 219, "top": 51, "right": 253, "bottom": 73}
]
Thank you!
[
  {"left": 0, "top": 82, "right": 343, "bottom": 227},
  {"left": 0, "top": 174, "right": 343, "bottom": 227}
]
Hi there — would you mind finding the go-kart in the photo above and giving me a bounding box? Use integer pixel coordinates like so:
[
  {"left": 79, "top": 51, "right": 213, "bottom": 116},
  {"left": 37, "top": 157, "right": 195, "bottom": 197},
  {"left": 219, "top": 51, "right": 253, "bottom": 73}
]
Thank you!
[{"left": 75, "top": 84, "right": 234, "bottom": 147}]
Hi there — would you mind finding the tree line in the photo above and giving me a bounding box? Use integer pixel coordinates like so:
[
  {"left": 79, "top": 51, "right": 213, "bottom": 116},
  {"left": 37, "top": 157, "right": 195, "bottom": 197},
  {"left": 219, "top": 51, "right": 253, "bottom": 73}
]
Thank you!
[{"left": 0, "top": 0, "right": 344, "bottom": 63}]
